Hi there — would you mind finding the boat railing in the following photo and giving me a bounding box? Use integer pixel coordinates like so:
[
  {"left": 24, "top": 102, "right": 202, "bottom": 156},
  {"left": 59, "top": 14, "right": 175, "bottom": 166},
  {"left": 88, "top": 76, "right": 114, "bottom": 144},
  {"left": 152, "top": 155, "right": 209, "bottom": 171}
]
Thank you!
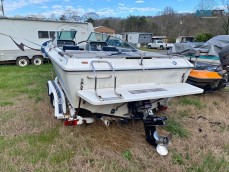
[
  {"left": 90, "top": 60, "right": 123, "bottom": 101},
  {"left": 140, "top": 52, "right": 146, "bottom": 65}
]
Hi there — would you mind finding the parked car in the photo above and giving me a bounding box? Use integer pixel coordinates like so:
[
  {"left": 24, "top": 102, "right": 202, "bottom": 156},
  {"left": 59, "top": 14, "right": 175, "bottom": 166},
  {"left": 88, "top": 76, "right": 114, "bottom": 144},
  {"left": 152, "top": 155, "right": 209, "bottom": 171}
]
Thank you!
[{"left": 148, "top": 40, "right": 173, "bottom": 50}]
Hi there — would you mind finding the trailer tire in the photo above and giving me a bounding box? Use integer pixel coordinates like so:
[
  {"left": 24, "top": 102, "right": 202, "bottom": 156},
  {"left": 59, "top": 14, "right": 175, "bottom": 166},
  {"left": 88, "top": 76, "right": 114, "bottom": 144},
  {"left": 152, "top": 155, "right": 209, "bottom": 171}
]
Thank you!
[
  {"left": 50, "top": 93, "right": 54, "bottom": 108},
  {"left": 16, "top": 57, "right": 29, "bottom": 67},
  {"left": 32, "top": 56, "right": 43, "bottom": 66}
]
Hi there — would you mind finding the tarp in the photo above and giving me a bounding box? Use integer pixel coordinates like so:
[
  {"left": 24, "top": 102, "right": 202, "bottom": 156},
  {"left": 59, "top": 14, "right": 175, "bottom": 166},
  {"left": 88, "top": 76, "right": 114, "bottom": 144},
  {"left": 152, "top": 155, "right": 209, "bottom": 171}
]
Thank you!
[{"left": 169, "top": 35, "right": 229, "bottom": 56}]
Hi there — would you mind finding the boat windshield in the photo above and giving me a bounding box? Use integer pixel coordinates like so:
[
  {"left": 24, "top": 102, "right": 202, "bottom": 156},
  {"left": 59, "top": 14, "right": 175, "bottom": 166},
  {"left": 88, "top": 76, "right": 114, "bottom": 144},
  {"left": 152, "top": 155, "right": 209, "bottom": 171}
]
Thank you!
[
  {"left": 87, "top": 32, "right": 138, "bottom": 52},
  {"left": 58, "top": 30, "right": 77, "bottom": 40},
  {"left": 87, "top": 32, "right": 110, "bottom": 42}
]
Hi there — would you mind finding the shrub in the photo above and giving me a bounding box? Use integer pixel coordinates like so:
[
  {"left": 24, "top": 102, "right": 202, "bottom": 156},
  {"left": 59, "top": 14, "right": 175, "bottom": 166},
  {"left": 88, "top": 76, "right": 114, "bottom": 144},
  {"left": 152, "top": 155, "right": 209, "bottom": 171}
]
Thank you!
[{"left": 195, "top": 33, "right": 213, "bottom": 42}]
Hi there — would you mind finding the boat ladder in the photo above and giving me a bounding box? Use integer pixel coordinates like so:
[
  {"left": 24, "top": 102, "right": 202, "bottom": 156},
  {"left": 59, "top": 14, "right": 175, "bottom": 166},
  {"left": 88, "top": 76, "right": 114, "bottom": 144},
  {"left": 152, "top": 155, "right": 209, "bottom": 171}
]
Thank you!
[{"left": 90, "top": 60, "right": 123, "bottom": 101}]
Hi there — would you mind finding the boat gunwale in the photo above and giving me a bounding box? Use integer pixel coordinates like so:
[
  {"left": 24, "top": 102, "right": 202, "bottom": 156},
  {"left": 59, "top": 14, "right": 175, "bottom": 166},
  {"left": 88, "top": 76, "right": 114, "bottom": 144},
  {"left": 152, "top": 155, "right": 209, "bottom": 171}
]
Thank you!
[{"left": 50, "top": 58, "right": 193, "bottom": 72}]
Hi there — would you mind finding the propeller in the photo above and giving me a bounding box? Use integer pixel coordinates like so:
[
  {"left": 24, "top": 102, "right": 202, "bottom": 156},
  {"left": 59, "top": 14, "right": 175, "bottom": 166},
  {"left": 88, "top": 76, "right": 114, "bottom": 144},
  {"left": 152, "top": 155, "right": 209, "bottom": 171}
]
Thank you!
[{"left": 153, "top": 131, "right": 172, "bottom": 156}]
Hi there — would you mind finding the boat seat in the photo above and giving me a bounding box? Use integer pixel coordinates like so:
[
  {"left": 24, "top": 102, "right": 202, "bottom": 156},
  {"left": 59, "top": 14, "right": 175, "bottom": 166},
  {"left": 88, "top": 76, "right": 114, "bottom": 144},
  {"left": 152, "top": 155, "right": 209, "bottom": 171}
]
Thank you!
[
  {"left": 102, "top": 46, "right": 119, "bottom": 52},
  {"left": 89, "top": 42, "right": 108, "bottom": 51},
  {"left": 63, "top": 45, "right": 80, "bottom": 52},
  {"left": 57, "top": 40, "right": 75, "bottom": 47}
]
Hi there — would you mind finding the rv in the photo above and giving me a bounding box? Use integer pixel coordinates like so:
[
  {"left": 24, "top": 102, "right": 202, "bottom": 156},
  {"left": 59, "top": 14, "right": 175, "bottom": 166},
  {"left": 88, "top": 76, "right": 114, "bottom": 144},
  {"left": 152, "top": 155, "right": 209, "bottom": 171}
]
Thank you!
[{"left": 0, "top": 16, "right": 94, "bottom": 66}]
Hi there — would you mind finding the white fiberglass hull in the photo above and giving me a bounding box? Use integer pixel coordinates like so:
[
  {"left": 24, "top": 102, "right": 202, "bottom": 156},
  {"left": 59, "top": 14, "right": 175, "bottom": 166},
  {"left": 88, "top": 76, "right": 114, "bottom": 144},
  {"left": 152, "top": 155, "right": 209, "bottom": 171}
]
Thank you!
[{"left": 46, "top": 43, "right": 203, "bottom": 116}]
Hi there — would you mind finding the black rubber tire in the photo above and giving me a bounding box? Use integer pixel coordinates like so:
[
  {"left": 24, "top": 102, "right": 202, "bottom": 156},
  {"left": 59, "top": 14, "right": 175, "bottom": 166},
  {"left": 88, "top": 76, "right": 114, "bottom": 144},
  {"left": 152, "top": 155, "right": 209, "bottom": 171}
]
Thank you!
[
  {"left": 16, "top": 57, "right": 29, "bottom": 67},
  {"left": 32, "top": 56, "right": 43, "bottom": 66},
  {"left": 160, "top": 45, "right": 164, "bottom": 50},
  {"left": 50, "top": 94, "right": 54, "bottom": 108},
  {"left": 148, "top": 45, "right": 152, "bottom": 49}
]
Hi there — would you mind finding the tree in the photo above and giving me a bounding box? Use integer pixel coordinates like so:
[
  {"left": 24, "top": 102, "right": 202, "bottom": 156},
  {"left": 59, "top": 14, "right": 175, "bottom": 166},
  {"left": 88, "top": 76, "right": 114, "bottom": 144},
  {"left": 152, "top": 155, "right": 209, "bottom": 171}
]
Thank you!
[
  {"left": 195, "top": 32, "right": 213, "bottom": 42},
  {"left": 86, "top": 17, "right": 95, "bottom": 24},
  {"left": 159, "top": 7, "right": 178, "bottom": 38},
  {"left": 61, "top": 9, "right": 80, "bottom": 21},
  {"left": 196, "top": 0, "right": 229, "bottom": 34},
  {"left": 103, "top": 19, "right": 111, "bottom": 27},
  {"left": 50, "top": 13, "right": 57, "bottom": 21},
  {"left": 197, "top": 0, "right": 217, "bottom": 10},
  {"left": 124, "top": 16, "right": 148, "bottom": 32},
  {"left": 221, "top": 0, "right": 229, "bottom": 34},
  {"left": 161, "top": 6, "right": 176, "bottom": 15},
  {"left": 1, "top": 0, "right": 4, "bottom": 15},
  {"left": 59, "top": 14, "right": 67, "bottom": 21}
]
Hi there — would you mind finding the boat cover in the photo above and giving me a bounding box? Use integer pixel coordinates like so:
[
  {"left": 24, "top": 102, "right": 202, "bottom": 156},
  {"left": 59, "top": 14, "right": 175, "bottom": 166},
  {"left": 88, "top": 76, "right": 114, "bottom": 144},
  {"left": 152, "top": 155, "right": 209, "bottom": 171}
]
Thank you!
[{"left": 169, "top": 35, "right": 229, "bottom": 56}]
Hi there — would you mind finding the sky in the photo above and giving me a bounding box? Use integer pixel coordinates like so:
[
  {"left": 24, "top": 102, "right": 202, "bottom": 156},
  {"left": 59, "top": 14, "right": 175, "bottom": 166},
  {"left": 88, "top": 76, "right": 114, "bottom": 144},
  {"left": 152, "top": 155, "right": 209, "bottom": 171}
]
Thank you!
[{"left": 0, "top": 0, "right": 225, "bottom": 19}]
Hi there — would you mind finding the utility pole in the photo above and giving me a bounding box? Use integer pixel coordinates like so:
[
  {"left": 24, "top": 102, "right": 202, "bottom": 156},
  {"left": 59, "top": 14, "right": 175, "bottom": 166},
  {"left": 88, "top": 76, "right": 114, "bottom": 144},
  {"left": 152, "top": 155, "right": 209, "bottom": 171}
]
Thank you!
[
  {"left": 1, "top": 0, "right": 4, "bottom": 16},
  {"left": 179, "top": 20, "right": 182, "bottom": 36}
]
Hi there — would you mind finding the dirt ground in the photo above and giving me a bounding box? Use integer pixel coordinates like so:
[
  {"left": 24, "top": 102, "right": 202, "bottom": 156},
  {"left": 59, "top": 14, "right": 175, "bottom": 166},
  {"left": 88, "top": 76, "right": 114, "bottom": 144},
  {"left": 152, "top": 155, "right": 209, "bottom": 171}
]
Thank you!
[{"left": 0, "top": 88, "right": 228, "bottom": 171}]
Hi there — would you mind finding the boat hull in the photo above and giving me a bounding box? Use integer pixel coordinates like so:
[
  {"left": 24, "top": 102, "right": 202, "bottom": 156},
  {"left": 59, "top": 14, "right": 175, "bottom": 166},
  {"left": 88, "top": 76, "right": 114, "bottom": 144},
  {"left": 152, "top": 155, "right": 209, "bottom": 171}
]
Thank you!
[
  {"left": 45, "top": 42, "right": 203, "bottom": 116},
  {"left": 187, "top": 69, "right": 222, "bottom": 90},
  {"left": 50, "top": 57, "right": 201, "bottom": 116}
]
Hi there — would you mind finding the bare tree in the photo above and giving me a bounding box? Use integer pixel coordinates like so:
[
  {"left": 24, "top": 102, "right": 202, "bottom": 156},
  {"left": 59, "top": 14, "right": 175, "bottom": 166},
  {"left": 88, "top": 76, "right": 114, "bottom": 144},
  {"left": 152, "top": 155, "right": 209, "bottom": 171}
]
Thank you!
[
  {"left": 59, "top": 14, "right": 67, "bottom": 21},
  {"left": 0, "top": 0, "right": 4, "bottom": 15},
  {"left": 221, "top": 0, "right": 229, "bottom": 34},
  {"left": 63, "top": 9, "right": 81, "bottom": 21},
  {"left": 198, "top": 0, "right": 229, "bottom": 34},
  {"left": 50, "top": 13, "right": 57, "bottom": 21},
  {"left": 198, "top": 0, "right": 217, "bottom": 10},
  {"left": 158, "top": 7, "right": 178, "bottom": 38},
  {"left": 161, "top": 6, "right": 176, "bottom": 15}
]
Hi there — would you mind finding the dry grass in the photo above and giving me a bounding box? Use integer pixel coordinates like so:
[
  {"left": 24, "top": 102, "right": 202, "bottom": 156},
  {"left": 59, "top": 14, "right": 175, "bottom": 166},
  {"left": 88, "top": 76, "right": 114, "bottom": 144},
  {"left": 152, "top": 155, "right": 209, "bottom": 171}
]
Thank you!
[{"left": 0, "top": 64, "right": 228, "bottom": 172}]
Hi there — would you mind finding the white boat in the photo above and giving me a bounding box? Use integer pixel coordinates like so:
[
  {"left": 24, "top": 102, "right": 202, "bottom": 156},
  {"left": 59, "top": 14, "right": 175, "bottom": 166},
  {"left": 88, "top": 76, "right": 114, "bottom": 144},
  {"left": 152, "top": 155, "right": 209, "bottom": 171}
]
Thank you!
[{"left": 44, "top": 31, "right": 203, "bottom": 155}]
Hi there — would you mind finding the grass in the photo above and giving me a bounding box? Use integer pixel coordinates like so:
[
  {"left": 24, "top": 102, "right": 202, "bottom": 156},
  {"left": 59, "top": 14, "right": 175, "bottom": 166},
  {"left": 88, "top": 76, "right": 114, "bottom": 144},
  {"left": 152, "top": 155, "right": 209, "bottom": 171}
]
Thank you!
[
  {"left": 0, "top": 64, "right": 228, "bottom": 172},
  {"left": 179, "top": 97, "right": 203, "bottom": 109},
  {"left": 0, "top": 63, "right": 54, "bottom": 102},
  {"left": 0, "top": 101, "right": 14, "bottom": 107},
  {"left": 122, "top": 150, "right": 132, "bottom": 161},
  {"left": 172, "top": 152, "right": 185, "bottom": 165},
  {"left": 188, "top": 153, "right": 228, "bottom": 172},
  {"left": 165, "top": 118, "right": 189, "bottom": 138}
]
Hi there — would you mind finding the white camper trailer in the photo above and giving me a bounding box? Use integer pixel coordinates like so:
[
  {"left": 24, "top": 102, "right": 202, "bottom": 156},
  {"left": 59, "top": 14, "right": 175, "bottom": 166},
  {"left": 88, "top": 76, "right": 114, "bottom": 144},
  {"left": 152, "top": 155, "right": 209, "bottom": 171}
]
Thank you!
[{"left": 0, "top": 16, "right": 94, "bottom": 66}]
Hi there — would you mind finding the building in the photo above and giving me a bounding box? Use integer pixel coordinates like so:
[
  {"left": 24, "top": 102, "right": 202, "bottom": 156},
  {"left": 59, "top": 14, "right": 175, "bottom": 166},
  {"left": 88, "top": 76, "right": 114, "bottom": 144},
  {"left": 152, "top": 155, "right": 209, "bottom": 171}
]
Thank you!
[
  {"left": 122, "top": 32, "right": 153, "bottom": 47},
  {"left": 176, "top": 36, "right": 194, "bottom": 43},
  {"left": 152, "top": 36, "right": 168, "bottom": 43},
  {"left": 94, "top": 26, "right": 115, "bottom": 35}
]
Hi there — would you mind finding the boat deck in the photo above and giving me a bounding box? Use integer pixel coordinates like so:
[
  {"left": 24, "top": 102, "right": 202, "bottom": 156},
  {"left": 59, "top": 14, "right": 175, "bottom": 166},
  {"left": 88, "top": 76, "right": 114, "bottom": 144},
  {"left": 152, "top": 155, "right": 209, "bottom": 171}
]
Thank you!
[{"left": 77, "top": 83, "right": 203, "bottom": 105}]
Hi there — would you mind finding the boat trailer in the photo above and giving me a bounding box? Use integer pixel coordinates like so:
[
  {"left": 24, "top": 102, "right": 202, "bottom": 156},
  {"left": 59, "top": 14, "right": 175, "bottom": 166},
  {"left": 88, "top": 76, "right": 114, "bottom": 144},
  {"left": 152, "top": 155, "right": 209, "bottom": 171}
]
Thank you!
[{"left": 48, "top": 78, "right": 171, "bottom": 156}]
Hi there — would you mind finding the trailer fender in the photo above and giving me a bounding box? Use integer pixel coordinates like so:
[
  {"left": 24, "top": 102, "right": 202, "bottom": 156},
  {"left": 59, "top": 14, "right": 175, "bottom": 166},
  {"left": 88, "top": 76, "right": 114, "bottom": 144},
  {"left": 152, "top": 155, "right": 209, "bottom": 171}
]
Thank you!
[{"left": 47, "top": 80, "right": 66, "bottom": 119}]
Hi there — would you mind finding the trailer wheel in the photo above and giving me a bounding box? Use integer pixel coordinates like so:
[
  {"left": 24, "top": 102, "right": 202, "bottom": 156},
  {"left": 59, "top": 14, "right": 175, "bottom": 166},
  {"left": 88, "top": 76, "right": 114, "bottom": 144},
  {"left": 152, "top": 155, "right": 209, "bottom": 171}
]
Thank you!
[
  {"left": 32, "top": 56, "right": 43, "bottom": 66},
  {"left": 50, "top": 94, "right": 55, "bottom": 108},
  {"left": 16, "top": 57, "right": 29, "bottom": 67}
]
